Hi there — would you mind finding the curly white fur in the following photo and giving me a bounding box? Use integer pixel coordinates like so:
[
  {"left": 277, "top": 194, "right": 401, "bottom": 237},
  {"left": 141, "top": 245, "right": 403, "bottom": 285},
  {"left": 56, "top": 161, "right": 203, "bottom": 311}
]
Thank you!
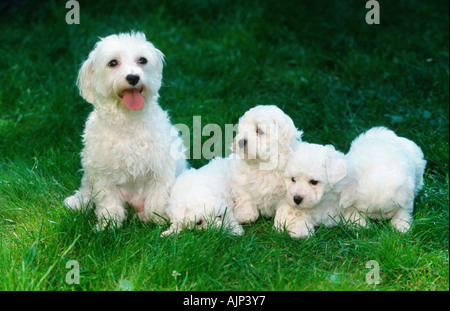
[
  {"left": 229, "top": 105, "right": 303, "bottom": 224},
  {"left": 64, "top": 32, "right": 187, "bottom": 229},
  {"left": 162, "top": 156, "right": 243, "bottom": 236}
]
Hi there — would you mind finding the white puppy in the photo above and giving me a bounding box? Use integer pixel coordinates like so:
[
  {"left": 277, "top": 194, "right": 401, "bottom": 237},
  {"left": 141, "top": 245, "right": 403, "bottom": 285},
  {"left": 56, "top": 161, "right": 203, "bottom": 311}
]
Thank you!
[
  {"left": 64, "top": 32, "right": 187, "bottom": 229},
  {"left": 162, "top": 157, "right": 243, "bottom": 236},
  {"left": 230, "top": 105, "right": 303, "bottom": 224},
  {"left": 274, "top": 142, "right": 364, "bottom": 238},
  {"left": 339, "top": 127, "right": 426, "bottom": 232}
]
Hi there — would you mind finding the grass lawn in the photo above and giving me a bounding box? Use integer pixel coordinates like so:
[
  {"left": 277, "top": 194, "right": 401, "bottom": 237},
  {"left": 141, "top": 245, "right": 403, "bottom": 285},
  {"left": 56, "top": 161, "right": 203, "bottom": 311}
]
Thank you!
[{"left": 0, "top": 0, "right": 448, "bottom": 291}]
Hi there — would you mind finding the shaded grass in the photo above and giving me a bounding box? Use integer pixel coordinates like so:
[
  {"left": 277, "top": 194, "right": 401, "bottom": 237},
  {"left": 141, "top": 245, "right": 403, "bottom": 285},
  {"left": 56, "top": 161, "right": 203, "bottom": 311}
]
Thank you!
[{"left": 0, "top": 0, "right": 448, "bottom": 291}]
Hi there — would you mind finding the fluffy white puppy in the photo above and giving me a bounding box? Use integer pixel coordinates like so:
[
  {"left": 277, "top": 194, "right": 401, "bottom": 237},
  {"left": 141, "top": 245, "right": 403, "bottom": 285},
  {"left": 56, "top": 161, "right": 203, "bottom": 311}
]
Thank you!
[
  {"left": 162, "top": 157, "right": 243, "bottom": 236},
  {"left": 64, "top": 32, "right": 187, "bottom": 229},
  {"left": 274, "top": 142, "right": 364, "bottom": 238},
  {"left": 339, "top": 127, "right": 426, "bottom": 232},
  {"left": 230, "top": 105, "right": 303, "bottom": 224}
]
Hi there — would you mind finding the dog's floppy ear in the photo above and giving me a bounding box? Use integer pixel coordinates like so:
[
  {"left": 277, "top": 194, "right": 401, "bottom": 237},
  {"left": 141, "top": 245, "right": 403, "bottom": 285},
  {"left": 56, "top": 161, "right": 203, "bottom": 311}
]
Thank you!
[
  {"left": 277, "top": 119, "right": 303, "bottom": 148},
  {"left": 76, "top": 53, "right": 95, "bottom": 104},
  {"left": 324, "top": 145, "right": 347, "bottom": 185}
]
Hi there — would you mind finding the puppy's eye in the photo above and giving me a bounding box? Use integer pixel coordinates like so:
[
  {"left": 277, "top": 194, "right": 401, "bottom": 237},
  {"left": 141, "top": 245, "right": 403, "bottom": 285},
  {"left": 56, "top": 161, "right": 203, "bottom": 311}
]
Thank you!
[
  {"left": 216, "top": 215, "right": 223, "bottom": 220},
  {"left": 108, "top": 59, "right": 119, "bottom": 67},
  {"left": 291, "top": 177, "right": 296, "bottom": 183},
  {"left": 196, "top": 219, "right": 204, "bottom": 226},
  {"left": 309, "top": 180, "right": 319, "bottom": 185},
  {"left": 138, "top": 57, "right": 148, "bottom": 64},
  {"left": 256, "top": 128, "right": 264, "bottom": 135}
]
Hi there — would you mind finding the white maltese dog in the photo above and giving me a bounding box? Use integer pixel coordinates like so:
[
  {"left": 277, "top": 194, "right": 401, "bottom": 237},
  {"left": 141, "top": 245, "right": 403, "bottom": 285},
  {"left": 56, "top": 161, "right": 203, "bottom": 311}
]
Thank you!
[
  {"left": 274, "top": 142, "right": 363, "bottom": 238},
  {"left": 275, "top": 126, "right": 426, "bottom": 238},
  {"left": 64, "top": 32, "right": 187, "bottom": 229},
  {"left": 162, "top": 157, "right": 244, "bottom": 236},
  {"left": 339, "top": 127, "right": 426, "bottom": 232},
  {"left": 230, "top": 105, "right": 303, "bottom": 224}
]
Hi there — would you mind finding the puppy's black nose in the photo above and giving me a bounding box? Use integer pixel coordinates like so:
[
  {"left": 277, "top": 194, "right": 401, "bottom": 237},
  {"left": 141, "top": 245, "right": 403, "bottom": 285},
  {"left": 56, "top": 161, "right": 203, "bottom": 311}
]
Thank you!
[
  {"left": 293, "top": 195, "right": 303, "bottom": 205},
  {"left": 126, "top": 74, "right": 140, "bottom": 86},
  {"left": 238, "top": 139, "right": 247, "bottom": 149}
]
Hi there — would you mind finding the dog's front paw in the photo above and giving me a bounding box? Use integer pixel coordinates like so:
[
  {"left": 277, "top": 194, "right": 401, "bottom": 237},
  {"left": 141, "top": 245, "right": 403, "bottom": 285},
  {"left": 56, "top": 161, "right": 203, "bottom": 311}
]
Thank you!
[
  {"left": 290, "top": 224, "right": 314, "bottom": 239},
  {"left": 348, "top": 212, "right": 367, "bottom": 229},
  {"left": 390, "top": 217, "right": 411, "bottom": 233},
  {"left": 231, "top": 224, "right": 245, "bottom": 236},
  {"left": 64, "top": 195, "right": 83, "bottom": 210},
  {"left": 160, "top": 223, "right": 181, "bottom": 237},
  {"left": 234, "top": 207, "right": 259, "bottom": 224},
  {"left": 64, "top": 192, "right": 92, "bottom": 211},
  {"left": 160, "top": 229, "right": 173, "bottom": 237}
]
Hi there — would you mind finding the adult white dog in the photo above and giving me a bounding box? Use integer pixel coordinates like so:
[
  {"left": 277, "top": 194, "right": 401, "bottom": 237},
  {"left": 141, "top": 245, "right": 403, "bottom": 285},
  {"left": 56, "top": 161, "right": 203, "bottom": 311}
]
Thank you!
[
  {"left": 230, "top": 105, "right": 303, "bottom": 224},
  {"left": 64, "top": 32, "right": 187, "bottom": 229},
  {"left": 274, "top": 142, "right": 363, "bottom": 238},
  {"left": 339, "top": 127, "right": 426, "bottom": 232},
  {"left": 162, "top": 157, "right": 243, "bottom": 236}
]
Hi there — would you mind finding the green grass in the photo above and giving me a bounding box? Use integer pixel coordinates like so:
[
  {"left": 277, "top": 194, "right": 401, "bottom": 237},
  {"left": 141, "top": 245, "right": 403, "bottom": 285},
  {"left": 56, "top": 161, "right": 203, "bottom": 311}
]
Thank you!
[{"left": 0, "top": 0, "right": 448, "bottom": 291}]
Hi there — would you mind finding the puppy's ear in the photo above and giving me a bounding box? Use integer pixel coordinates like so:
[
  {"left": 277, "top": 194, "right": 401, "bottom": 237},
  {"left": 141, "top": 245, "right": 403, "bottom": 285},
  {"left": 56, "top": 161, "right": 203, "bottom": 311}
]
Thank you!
[
  {"left": 76, "top": 54, "right": 95, "bottom": 104},
  {"left": 277, "top": 121, "right": 302, "bottom": 148},
  {"left": 324, "top": 145, "right": 347, "bottom": 184}
]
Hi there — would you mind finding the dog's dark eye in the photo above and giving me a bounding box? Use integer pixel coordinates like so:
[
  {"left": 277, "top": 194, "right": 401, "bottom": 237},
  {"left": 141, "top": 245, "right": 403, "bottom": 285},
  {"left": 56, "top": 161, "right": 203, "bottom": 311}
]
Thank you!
[
  {"left": 256, "top": 128, "right": 264, "bottom": 135},
  {"left": 216, "top": 215, "right": 223, "bottom": 220},
  {"left": 291, "top": 177, "right": 296, "bottom": 183},
  {"left": 196, "top": 219, "right": 204, "bottom": 226},
  {"left": 108, "top": 59, "right": 119, "bottom": 67},
  {"left": 310, "top": 180, "right": 319, "bottom": 185},
  {"left": 138, "top": 57, "right": 148, "bottom": 65}
]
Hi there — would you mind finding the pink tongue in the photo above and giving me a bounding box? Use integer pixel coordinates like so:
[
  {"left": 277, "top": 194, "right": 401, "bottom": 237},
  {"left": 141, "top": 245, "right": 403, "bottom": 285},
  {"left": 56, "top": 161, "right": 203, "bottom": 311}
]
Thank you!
[{"left": 122, "top": 90, "right": 145, "bottom": 110}]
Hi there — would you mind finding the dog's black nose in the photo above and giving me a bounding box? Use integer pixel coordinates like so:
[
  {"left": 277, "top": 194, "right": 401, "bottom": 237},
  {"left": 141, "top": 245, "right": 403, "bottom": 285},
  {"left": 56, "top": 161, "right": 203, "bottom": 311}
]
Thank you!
[
  {"left": 238, "top": 139, "right": 247, "bottom": 149},
  {"left": 126, "top": 74, "right": 140, "bottom": 86},
  {"left": 293, "top": 195, "right": 303, "bottom": 205}
]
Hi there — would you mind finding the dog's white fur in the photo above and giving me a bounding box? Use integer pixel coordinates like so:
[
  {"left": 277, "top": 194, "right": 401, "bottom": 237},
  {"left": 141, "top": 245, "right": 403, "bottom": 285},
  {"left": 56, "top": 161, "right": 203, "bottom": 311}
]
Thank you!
[
  {"left": 64, "top": 32, "right": 187, "bottom": 229},
  {"left": 275, "top": 126, "right": 426, "bottom": 238},
  {"left": 230, "top": 105, "right": 303, "bottom": 224},
  {"left": 162, "top": 157, "right": 243, "bottom": 236},
  {"left": 274, "top": 142, "right": 363, "bottom": 238},
  {"left": 339, "top": 127, "right": 426, "bottom": 232}
]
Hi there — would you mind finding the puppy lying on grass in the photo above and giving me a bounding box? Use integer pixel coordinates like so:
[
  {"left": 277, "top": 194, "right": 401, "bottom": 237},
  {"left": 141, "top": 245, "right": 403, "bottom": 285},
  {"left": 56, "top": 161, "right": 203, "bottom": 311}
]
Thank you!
[
  {"left": 162, "top": 157, "right": 243, "bottom": 237},
  {"left": 275, "top": 127, "right": 426, "bottom": 238}
]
